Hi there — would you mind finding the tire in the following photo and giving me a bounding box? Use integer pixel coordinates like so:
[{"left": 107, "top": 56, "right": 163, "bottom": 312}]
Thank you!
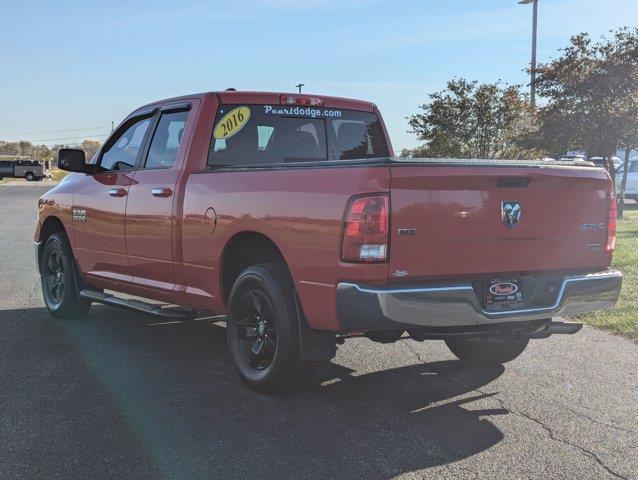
[
  {"left": 445, "top": 338, "right": 529, "bottom": 366},
  {"left": 226, "top": 263, "right": 316, "bottom": 393},
  {"left": 25, "top": 172, "right": 34, "bottom": 181},
  {"left": 40, "top": 232, "right": 91, "bottom": 319}
]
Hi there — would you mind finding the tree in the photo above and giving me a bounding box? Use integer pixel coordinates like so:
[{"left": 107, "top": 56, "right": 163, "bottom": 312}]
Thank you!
[
  {"left": 405, "top": 79, "right": 542, "bottom": 159},
  {"left": 533, "top": 27, "right": 638, "bottom": 214},
  {"left": 0, "top": 140, "right": 51, "bottom": 159},
  {"left": 79, "top": 139, "right": 102, "bottom": 163}
]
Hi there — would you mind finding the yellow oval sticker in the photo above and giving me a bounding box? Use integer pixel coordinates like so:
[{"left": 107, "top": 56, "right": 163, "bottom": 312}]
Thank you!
[{"left": 213, "top": 106, "right": 251, "bottom": 140}]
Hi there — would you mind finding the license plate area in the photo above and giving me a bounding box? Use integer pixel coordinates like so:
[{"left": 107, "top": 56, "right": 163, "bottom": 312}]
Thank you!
[{"left": 483, "top": 278, "right": 525, "bottom": 311}]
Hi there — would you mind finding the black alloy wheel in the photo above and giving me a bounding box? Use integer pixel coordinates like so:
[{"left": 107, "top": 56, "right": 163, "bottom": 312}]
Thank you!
[
  {"left": 40, "top": 232, "right": 91, "bottom": 319},
  {"left": 44, "top": 248, "right": 66, "bottom": 307},
  {"left": 226, "top": 264, "right": 317, "bottom": 393},
  {"left": 235, "top": 290, "right": 278, "bottom": 370}
]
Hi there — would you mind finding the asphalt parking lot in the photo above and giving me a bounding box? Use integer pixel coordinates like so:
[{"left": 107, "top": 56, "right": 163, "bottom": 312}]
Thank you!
[{"left": 0, "top": 184, "right": 636, "bottom": 480}]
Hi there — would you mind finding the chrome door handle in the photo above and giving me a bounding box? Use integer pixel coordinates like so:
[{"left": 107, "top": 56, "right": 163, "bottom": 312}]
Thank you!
[
  {"left": 107, "top": 188, "right": 127, "bottom": 197},
  {"left": 152, "top": 187, "right": 173, "bottom": 198}
]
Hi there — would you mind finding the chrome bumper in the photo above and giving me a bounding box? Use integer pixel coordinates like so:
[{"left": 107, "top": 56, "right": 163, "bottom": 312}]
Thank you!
[{"left": 337, "top": 270, "right": 622, "bottom": 331}]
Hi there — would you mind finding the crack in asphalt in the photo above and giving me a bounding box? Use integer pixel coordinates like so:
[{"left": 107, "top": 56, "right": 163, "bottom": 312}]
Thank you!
[
  {"left": 563, "top": 406, "right": 638, "bottom": 436},
  {"left": 401, "top": 340, "right": 630, "bottom": 480},
  {"left": 503, "top": 404, "right": 629, "bottom": 480},
  {"left": 24, "top": 279, "right": 40, "bottom": 308}
]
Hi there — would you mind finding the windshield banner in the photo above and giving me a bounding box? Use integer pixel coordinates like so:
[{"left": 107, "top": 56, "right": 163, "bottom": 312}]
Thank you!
[{"left": 263, "top": 105, "right": 342, "bottom": 118}]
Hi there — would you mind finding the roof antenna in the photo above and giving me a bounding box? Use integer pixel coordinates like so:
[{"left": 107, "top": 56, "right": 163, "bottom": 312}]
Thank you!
[{"left": 225, "top": 87, "right": 237, "bottom": 91}]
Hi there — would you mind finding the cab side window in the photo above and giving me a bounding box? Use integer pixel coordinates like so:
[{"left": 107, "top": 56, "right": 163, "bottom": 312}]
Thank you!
[
  {"left": 100, "top": 117, "right": 151, "bottom": 171},
  {"left": 144, "top": 110, "right": 189, "bottom": 169}
]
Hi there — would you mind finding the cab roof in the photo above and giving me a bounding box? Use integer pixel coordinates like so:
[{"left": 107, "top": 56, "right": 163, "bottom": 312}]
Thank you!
[{"left": 138, "top": 91, "right": 376, "bottom": 112}]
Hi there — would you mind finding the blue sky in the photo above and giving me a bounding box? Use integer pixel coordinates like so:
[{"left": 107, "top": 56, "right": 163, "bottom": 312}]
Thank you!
[{"left": 1, "top": 0, "right": 637, "bottom": 152}]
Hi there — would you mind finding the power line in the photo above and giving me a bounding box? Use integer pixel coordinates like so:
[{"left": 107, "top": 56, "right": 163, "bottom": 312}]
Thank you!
[
  {"left": 0, "top": 126, "right": 111, "bottom": 136},
  {"left": 15, "top": 133, "right": 111, "bottom": 144}
]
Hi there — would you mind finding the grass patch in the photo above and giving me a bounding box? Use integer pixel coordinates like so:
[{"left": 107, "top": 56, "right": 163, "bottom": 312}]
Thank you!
[
  {"left": 578, "top": 209, "right": 638, "bottom": 339},
  {"left": 50, "top": 169, "right": 69, "bottom": 181}
]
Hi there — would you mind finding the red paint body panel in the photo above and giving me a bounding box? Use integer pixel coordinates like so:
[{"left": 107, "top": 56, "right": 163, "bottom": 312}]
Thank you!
[
  {"left": 126, "top": 168, "right": 178, "bottom": 291},
  {"left": 73, "top": 171, "right": 135, "bottom": 283},
  {"left": 181, "top": 166, "right": 390, "bottom": 330},
  {"left": 36, "top": 91, "right": 614, "bottom": 333},
  {"left": 389, "top": 166, "right": 613, "bottom": 280}
]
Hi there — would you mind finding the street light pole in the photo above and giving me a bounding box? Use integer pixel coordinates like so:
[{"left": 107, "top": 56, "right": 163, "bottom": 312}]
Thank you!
[
  {"left": 295, "top": 83, "right": 305, "bottom": 94},
  {"left": 519, "top": 0, "right": 538, "bottom": 107}
]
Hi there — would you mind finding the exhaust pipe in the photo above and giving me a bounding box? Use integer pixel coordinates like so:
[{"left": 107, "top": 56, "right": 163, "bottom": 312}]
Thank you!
[{"left": 529, "top": 321, "right": 583, "bottom": 339}]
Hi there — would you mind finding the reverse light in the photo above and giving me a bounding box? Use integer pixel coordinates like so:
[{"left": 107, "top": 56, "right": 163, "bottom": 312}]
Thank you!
[
  {"left": 341, "top": 194, "right": 389, "bottom": 262},
  {"left": 279, "top": 94, "right": 325, "bottom": 106},
  {"left": 604, "top": 194, "right": 617, "bottom": 253}
]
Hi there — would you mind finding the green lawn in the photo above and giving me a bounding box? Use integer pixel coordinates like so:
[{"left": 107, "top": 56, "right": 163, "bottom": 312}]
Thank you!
[
  {"left": 578, "top": 208, "right": 638, "bottom": 339},
  {"left": 50, "top": 169, "right": 69, "bottom": 181}
]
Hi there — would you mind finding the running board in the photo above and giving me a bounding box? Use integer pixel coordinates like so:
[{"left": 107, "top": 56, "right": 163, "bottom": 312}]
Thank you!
[{"left": 79, "top": 289, "right": 193, "bottom": 319}]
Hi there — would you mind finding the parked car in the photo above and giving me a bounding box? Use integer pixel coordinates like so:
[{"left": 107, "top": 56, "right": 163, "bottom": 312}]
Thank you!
[
  {"left": 618, "top": 159, "right": 638, "bottom": 200},
  {"left": 0, "top": 159, "right": 49, "bottom": 181},
  {"left": 559, "top": 154, "right": 587, "bottom": 162},
  {"left": 589, "top": 156, "right": 622, "bottom": 170},
  {"left": 35, "top": 91, "right": 622, "bottom": 393}
]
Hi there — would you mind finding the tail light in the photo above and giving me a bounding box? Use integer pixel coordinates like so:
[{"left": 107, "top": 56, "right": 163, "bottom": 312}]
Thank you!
[
  {"left": 279, "top": 94, "right": 324, "bottom": 106},
  {"left": 604, "top": 194, "right": 617, "bottom": 253},
  {"left": 341, "top": 194, "right": 389, "bottom": 262}
]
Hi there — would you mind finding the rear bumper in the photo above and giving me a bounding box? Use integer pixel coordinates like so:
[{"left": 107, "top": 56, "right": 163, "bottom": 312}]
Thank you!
[{"left": 337, "top": 269, "right": 622, "bottom": 331}]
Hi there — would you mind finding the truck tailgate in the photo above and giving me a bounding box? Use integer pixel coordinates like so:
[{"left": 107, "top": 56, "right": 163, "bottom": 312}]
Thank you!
[{"left": 389, "top": 162, "right": 613, "bottom": 279}]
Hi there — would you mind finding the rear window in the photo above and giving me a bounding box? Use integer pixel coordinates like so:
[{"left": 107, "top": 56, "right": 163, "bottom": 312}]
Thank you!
[{"left": 207, "top": 104, "right": 389, "bottom": 167}]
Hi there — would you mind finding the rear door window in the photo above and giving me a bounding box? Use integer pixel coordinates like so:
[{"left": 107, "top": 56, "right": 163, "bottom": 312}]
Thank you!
[
  {"left": 208, "top": 105, "right": 389, "bottom": 167},
  {"left": 144, "top": 110, "right": 189, "bottom": 169}
]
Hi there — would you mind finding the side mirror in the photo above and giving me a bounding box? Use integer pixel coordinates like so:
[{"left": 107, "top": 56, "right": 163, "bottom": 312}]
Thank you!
[{"left": 57, "top": 148, "right": 89, "bottom": 173}]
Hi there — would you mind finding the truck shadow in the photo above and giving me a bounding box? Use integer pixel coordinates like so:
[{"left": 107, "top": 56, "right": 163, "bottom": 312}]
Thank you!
[{"left": 2, "top": 305, "right": 509, "bottom": 479}]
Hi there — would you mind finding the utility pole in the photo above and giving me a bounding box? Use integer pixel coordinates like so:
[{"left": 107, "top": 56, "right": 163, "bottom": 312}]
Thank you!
[
  {"left": 111, "top": 121, "right": 114, "bottom": 132},
  {"left": 295, "top": 83, "right": 305, "bottom": 94},
  {"left": 519, "top": 0, "right": 538, "bottom": 107}
]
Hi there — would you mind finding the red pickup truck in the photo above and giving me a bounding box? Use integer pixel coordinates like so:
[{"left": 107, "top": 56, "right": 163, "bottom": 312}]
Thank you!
[{"left": 36, "top": 91, "right": 622, "bottom": 392}]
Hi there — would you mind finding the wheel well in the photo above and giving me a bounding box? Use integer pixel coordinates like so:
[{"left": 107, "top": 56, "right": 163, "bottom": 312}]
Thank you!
[
  {"left": 221, "top": 232, "right": 289, "bottom": 305},
  {"left": 40, "top": 216, "right": 66, "bottom": 243},
  {"left": 37, "top": 216, "right": 67, "bottom": 267}
]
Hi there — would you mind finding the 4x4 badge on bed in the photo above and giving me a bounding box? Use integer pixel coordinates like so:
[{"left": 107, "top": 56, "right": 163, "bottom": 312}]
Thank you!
[{"left": 501, "top": 201, "right": 521, "bottom": 228}]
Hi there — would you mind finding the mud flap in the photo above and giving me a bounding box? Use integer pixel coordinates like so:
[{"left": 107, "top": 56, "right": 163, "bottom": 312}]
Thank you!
[{"left": 293, "top": 291, "right": 336, "bottom": 362}]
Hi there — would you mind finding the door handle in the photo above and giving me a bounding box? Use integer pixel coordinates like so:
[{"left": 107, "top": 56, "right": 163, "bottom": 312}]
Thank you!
[
  {"left": 151, "top": 187, "right": 173, "bottom": 198},
  {"left": 107, "top": 188, "right": 127, "bottom": 197}
]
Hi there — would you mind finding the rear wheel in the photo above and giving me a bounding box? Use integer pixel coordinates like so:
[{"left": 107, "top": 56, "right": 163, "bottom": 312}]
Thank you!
[
  {"left": 40, "top": 232, "right": 90, "bottom": 319},
  {"left": 25, "top": 172, "right": 34, "bottom": 181},
  {"left": 226, "top": 263, "right": 316, "bottom": 393},
  {"left": 445, "top": 338, "right": 529, "bottom": 366}
]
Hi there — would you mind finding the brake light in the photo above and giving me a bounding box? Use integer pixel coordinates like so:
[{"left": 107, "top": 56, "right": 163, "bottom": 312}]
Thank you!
[
  {"left": 341, "top": 195, "right": 389, "bottom": 262},
  {"left": 605, "top": 194, "right": 617, "bottom": 253},
  {"left": 279, "top": 94, "right": 324, "bottom": 106}
]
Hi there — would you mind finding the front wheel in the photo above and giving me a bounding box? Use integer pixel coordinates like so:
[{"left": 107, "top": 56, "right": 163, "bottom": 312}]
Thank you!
[
  {"left": 40, "top": 232, "right": 91, "bottom": 319},
  {"left": 25, "top": 172, "right": 34, "bottom": 181},
  {"left": 445, "top": 338, "right": 529, "bottom": 366},
  {"left": 226, "top": 263, "right": 316, "bottom": 393}
]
